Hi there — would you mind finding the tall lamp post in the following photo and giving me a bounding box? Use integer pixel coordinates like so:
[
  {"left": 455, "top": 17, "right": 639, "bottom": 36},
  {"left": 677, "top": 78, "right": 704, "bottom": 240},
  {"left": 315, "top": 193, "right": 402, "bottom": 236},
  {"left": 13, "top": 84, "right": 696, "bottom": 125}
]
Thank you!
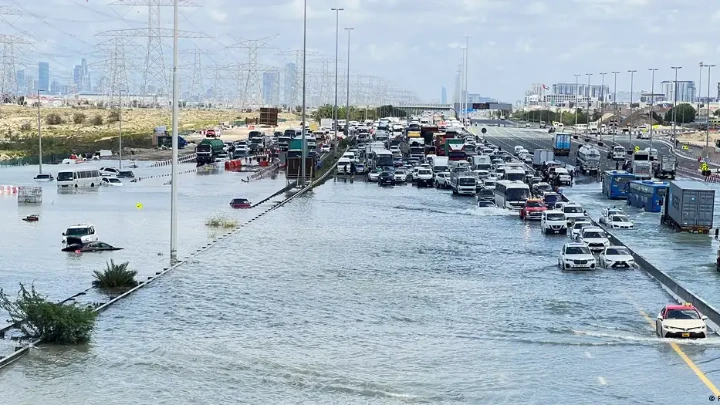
[
  {"left": 599, "top": 72, "right": 607, "bottom": 139},
  {"left": 628, "top": 70, "right": 637, "bottom": 149},
  {"left": 36, "top": 89, "right": 44, "bottom": 175},
  {"left": 170, "top": 0, "right": 179, "bottom": 263},
  {"left": 705, "top": 64, "right": 715, "bottom": 159},
  {"left": 345, "top": 27, "right": 353, "bottom": 133},
  {"left": 585, "top": 73, "right": 592, "bottom": 137},
  {"left": 574, "top": 74, "right": 580, "bottom": 134},
  {"left": 699, "top": 62, "right": 704, "bottom": 115},
  {"left": 300, "top": 0, "right": 308, "bottom": 186},
  {"left": 463, "top": 35, "right": 470, "bottom": 124},
  {"left": 611, "top": 71, "right": 619, "bottom": 145},
  {"left": 331, "top": 7, "right": 343, "bottom": 135},
  {"left": 670, "top": 66, "right": 682, "bottom": 142},
  {"left": 648, "top": 68, "right": 658, "bottom": 153}
]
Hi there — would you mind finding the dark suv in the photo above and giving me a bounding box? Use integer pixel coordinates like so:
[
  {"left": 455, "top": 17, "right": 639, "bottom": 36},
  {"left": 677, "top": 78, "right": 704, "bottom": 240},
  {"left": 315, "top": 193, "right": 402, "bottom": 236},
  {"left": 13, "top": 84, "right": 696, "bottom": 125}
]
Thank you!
[{"left": 378, "top": 170, "right": 396, "bottom": 186}]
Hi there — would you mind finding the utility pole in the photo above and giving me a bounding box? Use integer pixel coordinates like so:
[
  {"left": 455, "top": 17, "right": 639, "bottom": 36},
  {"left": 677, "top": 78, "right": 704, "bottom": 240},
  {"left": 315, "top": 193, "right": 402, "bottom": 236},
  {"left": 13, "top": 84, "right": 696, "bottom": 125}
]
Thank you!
[
  {"left": 648, "top": 68, "right": 658, "bottom": 153},
  {"left": 345, "top": 27, "right": 353, "bottom": 134},
  {"left": 37, "top": 89, "right": 43, "bottom": 175},
  {"left": 169, "top": 0, "right": 179, "bottom": 263},
  {"left": 300, "top": 0, "right": 307, "bottom": 186},
  {"left": 331, "top": 7, "right": 343, "bottom": 135},
  {"left": 628, "top": 70, "right": 637, "bottom": 148},
  {"left": 118, "top": 90, "right": 123, "bottom": 169},
  {"left": 706, "top": 64, "right": 715, "bottom": 159},
  {"left": 699, "top": 62, "right": 704, "bottom": 116},
  {"left": 611, "top": 71, "right": 619, "bottom": 145},
  {"left": 671, "top": 66, "right": 682, "bottom": 143},
  {"left": 460, "top": 46, "right": 466, "bottom": 121},
  {"left": 463, "top": 35, "right": 470, "bottom": 125},
  {"left": 585, "top": 73, "right": 592, "bottom": 137},
  {"left": 574, "top": 74, "right": 580, "bottom": 134}
]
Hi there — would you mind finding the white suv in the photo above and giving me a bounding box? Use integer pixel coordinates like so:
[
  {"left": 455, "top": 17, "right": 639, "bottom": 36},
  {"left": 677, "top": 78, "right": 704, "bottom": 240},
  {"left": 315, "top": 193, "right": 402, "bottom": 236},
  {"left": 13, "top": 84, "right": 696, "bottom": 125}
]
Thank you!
[
  {"left": 62, "top": 224, "right": 98, "bottom": 244},
  {"left": 579, "top": 226, "right": 610, "bottom": 252},
  {"left": 415, "top": 169, "right": 434, "bottom": 187},
  {"left": 558, "top": 242, "right": 597, "bottom": 270},
  {"left": 541, "top": 210, "right": 567, "bottom": 235}
]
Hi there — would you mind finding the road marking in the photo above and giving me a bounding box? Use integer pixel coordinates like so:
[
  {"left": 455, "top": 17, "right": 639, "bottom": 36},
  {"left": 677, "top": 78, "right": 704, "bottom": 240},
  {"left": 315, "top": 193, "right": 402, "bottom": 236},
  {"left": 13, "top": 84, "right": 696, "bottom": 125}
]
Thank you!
[
  {"left": 584, "top": 351, "right": 593, "bottom": 359},
  {"left": 634, "top": 305, "right": 720, "bottom": 396},
  {"left": 598, "top": 376, "right": 607, "bottom": 385}
]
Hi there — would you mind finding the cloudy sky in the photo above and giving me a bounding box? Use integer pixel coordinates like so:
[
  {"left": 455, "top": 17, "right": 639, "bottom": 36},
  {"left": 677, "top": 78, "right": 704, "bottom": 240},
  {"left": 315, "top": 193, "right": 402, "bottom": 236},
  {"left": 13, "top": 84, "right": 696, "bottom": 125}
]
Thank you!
[{"left": 6, "top": 0, "right": 719, "bottom": 102}]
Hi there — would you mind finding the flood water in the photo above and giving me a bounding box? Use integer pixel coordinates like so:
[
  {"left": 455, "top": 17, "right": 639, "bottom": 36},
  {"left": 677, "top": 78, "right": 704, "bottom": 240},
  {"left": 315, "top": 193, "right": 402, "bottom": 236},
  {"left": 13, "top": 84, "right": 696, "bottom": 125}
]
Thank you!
[{"left": 1, "top": 168, "right": 718, "bottom": 403}]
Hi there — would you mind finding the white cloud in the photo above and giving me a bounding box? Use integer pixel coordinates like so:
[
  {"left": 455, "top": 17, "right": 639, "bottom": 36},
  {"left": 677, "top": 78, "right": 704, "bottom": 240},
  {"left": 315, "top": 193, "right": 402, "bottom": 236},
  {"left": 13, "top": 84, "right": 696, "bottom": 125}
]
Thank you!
[{"left": 526, "top": 1, "right": 548, "bottom": 15}]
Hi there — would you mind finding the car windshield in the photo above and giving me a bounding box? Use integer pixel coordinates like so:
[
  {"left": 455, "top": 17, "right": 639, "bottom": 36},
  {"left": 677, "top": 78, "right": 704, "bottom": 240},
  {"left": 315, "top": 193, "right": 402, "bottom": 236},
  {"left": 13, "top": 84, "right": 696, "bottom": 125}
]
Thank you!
[
  {"left": 66, "top": 227, "right": 91, "bottom": 236},
  {"left": 507, "top": 188, "right": 529, "bottom": 201},
  {"left": 419, "top": 170, "right": 431, "bottom": 175},
  {"left": 395, "top": 170, "right": 405, "bottom": 174},
  {"left": 525, "top": 201, "right": 544, "bottom": 208},
  {"left": 583, "top": 231, "right": 605, "bottom": 239},
  {"left": 57, "top": 172, "right": 74, "bottom": 181},
  {"left": 666, "top": 309, "right": 701, "bottom": 320},
  {"left": 109, "top": 178, "right": 121, "bottom": 183},
  {"left": 573, "top": 222, "right": 589, "bottom": 229},
  {"left": 612, "top": 216, "right": 629, "bottom": 222},
  {"left": 605, "top": 248, "right": 630, "bottom": 256},
  {"left": 564, "top": 206, "right": 583, "bottom": 214},
  {"left": 547, "top": 213, "right": 564, "bottom": 221},
  {"left": 566, "top": 246, "right": 591, "bottom": 255}
]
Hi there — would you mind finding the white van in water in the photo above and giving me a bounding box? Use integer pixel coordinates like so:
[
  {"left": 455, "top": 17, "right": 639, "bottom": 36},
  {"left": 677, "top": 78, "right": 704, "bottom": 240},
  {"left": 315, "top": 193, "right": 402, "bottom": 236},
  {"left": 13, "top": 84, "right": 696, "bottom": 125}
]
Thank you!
[{"left": 57, "top": 168, "right": 101, "bottom": 188}]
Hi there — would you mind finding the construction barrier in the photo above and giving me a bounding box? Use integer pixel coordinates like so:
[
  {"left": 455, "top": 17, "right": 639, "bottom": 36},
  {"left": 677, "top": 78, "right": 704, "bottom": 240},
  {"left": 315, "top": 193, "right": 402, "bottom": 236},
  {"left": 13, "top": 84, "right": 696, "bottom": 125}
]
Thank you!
[
  {"left": 705, "top": 174, "right": 720, "bottom": 183},
  {"left": 149, "top": 153, "right": 197, "bottom": 168},
  {"left": 134, "top": 168, "right": 197, "bottom": 182},
  {"left": 224, "top": 159, "right": 242, "bottom": 171},
  {"left": 0, "top": 185, "right": 17, "bottom": 194},
  {"left": 247, "top": 161, "right": 281, "bottom": 181}
]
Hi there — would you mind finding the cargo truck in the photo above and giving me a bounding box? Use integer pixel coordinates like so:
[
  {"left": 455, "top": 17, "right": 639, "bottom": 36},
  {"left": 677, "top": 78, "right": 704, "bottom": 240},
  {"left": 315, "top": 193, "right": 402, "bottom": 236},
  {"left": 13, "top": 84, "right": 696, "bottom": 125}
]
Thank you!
[
  {"left": 631, "top": 150, "right": 652, "bottom": 180},
  {"left": 533, "top": 149, "right": 554, "bottom": 169},
  {"left": 553, "top": 133, "right": 571, "bottom": 156},
  {"left": 196, "top": 138, "right": 226, "bottom": 165},
  {"left": 444, "top": 138, "right": 466, "bottom": 161},
  {"left": 653, "top": 155, "right": 677, "bottom": 179},
  {"left": 661, "top": 180, "right": 715, "bottom": 233}
]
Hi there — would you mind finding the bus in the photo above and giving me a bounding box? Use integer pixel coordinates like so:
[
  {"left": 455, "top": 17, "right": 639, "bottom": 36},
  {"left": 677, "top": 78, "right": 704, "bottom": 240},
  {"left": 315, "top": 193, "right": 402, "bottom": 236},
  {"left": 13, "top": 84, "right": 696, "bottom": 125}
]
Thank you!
[
  {"left": 370, "top": 150, "right": 394, "bottom": 170},
  {"left": 494, "top": 180, "right": 530, "bottom": 210},
  {"left": 627, "top": 180, "right": 668, "bottom": 213},
  {"left": 601, "top": 170, "right": 635, "bottom": 199},
  {"left": 57, "top": 168, "right": 102, "bottom": 188},
  {"left": 504, "top": 168, "right": 526, "bottom": 182}
]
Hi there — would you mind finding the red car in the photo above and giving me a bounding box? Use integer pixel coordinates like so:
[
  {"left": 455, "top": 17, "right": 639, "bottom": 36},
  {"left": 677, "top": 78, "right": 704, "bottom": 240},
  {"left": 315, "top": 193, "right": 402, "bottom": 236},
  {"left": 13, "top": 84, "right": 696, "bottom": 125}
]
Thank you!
[
  {"left": 229, "top": 198, "right": 251, "bottom": 209},
  {"left": 520, "top": 198, "right": 547, "bottom": 220}
]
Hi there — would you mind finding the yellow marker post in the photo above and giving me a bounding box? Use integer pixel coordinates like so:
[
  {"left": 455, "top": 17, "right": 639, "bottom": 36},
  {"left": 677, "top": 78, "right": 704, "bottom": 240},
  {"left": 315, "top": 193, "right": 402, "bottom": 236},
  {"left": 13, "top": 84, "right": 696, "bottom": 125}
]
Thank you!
[
  {"left": 634, "top": 146, "right": 640, "bottom": 153},
  {"left": 136, "top": 203, "right": 143, "bottom": 209},
  {"left": 682, "top": 145, "right": 689, "bottom": 150}
]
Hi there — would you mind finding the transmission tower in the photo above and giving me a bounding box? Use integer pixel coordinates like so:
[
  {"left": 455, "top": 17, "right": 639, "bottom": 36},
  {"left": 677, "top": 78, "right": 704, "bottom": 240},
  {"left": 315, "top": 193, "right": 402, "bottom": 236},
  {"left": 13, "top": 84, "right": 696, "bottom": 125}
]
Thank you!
[
  {"left": 107, "top": 0, "right": 200, "bottom": 95},
  {"left": 0, "top": 35, "right": 28, "bottom": 99},
  {"left": 180, "top": 48, "right": 203, "bottom": 101},
  {"left": 92, "top": 37, "right": 142, "bottom": 105},
  {"left": 226, "top": 35, "right": 277, "bottom": 110},
  {"left": 277, "top": 49, "right": 319, "bottom": 109},
  {"left": 307, "top": 57, "right": 335, "bottom": 107}
]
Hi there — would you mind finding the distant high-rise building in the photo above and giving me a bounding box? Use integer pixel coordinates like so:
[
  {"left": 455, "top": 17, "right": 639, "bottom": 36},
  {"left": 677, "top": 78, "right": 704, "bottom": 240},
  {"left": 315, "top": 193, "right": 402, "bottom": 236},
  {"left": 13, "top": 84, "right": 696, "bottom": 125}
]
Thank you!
[
  {"left": 15, "top": 70, "right": 25, "bottom": 95},
  {"left": 441, "top": 86, "right": 447, "bottom": 104},
  {"left": 284, "top": 62, "right": 297, "bottom": 107},
  {"left": 38, "top": 62, "right": 49, "bottom": 92},
  {"left": 73, "top": 65, "right": 81, "bottom": 88},
  {"left": 50, "top": 79, "right": 59, "bottom": 94},
  {"left": 262, "top": 71, "right": 278, "bottom": 106},
  {"left": 661, "top": 80, "right": 695, "bottom": 103}
]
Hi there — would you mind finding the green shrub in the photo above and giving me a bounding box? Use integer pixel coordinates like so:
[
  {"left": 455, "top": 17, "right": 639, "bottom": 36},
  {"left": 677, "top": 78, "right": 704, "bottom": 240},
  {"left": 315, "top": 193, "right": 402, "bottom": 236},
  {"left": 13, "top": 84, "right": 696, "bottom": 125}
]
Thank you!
[
  {"left": 73, "top": 112, "right": 86, "bottom": 124},
  {"left": 205, "top": 214, "right": 238, "bottom": 228},
  {"left": 20, "top": 122, "right": 31, "bottom": 131},
  {"left": 92, "top": 260, "right": 138, "bottom": 288},
  {"left": 107, "top": 109, "right": 120, "bottom": 123},
  {"left": 45, "top": 113, "right": 63, "bottom": 125},
  {"left": 0, "top": 283, "right": 97, "bottom": 344},
  {"left": 91, "top": 114, "right": 104, "bottom": 125}
]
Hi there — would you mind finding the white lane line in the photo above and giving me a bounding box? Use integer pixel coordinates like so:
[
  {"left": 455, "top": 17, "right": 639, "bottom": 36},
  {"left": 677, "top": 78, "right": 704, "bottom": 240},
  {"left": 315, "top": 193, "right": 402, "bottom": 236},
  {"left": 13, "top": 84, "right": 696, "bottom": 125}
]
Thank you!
[
  {"left": 585, "top": 351, "right": 593, "bottom": 359},
  {"left": 598, "top": 376, "right": 607, "bottom": 385}
]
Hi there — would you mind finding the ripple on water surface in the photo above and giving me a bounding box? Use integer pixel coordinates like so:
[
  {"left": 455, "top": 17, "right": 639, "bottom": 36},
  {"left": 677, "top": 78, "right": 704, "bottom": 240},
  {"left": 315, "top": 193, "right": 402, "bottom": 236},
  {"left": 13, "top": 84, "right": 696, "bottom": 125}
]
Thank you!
[{"left": 0, "top": 179, "right": 717, "bottom": 403}]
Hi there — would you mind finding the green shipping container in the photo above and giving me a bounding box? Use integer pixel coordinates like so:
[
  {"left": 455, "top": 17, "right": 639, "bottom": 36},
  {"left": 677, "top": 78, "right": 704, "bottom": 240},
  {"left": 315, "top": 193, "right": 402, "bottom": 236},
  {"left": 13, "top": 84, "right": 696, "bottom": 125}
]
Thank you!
[{"left": 199, "top": 138, "right": 226, "bottom": 153}]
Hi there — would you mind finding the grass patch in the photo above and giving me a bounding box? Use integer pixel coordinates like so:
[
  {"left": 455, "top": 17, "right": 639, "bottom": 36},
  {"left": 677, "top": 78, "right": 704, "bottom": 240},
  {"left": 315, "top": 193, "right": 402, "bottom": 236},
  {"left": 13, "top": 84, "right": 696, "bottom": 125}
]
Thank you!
[
  {"left": 0, "top": 283, "right": 97, "bottom": 344},
  {"left": 92, "top": 260, "right": 138, "bottom": 289},
  {"left": 206, "top": 214, "right": 238, "bottom": 228}
]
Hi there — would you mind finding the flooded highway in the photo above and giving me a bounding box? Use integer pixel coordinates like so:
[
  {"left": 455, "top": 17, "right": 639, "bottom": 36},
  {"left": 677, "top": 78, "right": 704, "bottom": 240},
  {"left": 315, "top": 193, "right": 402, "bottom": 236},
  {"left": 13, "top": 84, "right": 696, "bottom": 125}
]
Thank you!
[{"left": 1, "top": 158, "right": 719, "bottom": 403}]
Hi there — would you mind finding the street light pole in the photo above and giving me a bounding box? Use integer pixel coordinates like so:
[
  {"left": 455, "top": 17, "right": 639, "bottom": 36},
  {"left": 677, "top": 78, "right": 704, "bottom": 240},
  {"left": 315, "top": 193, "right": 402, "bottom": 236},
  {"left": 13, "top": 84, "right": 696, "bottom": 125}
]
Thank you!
[
  {"left": 699, "top": 62, "right": 704, "bottom": 115},
  {"left": 599, "top": 72, "right": 607, "bottom": 139},
  {"left": 300, "top": 0, "right": 307, "bottom": 186},
  {"left": 628, "top": 70, "right": 637, "bottom": 148},
  {"left": 118, "top": 90, "right": 123, "bottom": 170},
  {"left": 460, "top": 46, "right": 466, "bottom": 121},
  {"left": 170, "top": 0, "right": 179, "bottom": 263},
  {"left": 331, "top": 8, "right": 343, "bottom": 135},
  {"left": 585, "top": 73, "right": 592, "bottom": 137},
  {"left": 671, "top": 66, "right": 682, "bottom": 142},
  {"left": 648, "top": 68, "right": 658, "bottom": 153},
  {"left": 463, "top": 35, "right": 470, "bottom": 124},
  {"left": 574, "top": 74, "right": 580, "bottom": 134},
  {"left": 37, "top": 89, "right": 43, "bottom": 174},
  {"left": 706, "top": 64, "right": 715, "bottom": 159},
  {"left": 345, "top": 28, "right": 353, "bottom": 133},
  {"left": 611, "top": 71, "right": 619, "bottom": 145}
]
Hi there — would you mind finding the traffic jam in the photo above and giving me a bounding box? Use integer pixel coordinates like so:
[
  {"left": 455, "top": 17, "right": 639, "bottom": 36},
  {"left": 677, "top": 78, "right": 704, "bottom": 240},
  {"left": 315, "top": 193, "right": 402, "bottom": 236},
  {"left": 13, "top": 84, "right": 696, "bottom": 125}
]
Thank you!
[{"left": 336, "top": 115, "right": 714, "bottom": 340}]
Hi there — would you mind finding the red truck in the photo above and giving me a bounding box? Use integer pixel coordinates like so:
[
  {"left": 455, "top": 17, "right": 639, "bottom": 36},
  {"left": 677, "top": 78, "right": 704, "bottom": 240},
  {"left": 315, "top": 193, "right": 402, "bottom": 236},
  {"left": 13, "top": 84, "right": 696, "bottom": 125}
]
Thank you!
[
  {"left": 519, "top": 198, "right": 547, "bottom": 221},
  {"left": 435, "top": 133, "right": 454, "bottom": 156}
]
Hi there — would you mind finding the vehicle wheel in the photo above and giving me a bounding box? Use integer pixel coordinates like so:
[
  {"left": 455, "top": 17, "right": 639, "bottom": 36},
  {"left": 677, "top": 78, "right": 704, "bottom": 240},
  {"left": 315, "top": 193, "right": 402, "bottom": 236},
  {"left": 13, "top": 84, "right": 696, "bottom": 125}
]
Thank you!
[{"left": 452, "top": 188, "right": 457, "bottom": 195}]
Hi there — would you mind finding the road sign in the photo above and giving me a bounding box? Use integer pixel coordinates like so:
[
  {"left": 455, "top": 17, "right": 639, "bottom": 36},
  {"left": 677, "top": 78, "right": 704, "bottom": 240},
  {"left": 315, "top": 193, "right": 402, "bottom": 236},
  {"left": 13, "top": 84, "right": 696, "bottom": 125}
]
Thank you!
[{"left": 634, "top": 146, "right": 640, "bottom": 152}]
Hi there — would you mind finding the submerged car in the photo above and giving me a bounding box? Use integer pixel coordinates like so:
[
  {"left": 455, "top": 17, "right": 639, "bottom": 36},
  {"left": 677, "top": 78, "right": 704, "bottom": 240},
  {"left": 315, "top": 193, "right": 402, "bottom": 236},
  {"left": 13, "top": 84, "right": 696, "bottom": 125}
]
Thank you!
[
  {"left": 33, "top": 173, "right": 54, "bottom": 181},
  {"left": 101, "top": 177, "right": 124, "bottom": 187},
  {"left": 230, "top": 198, "right": 252, "bottom": 209},
  {"left": 558, "top": 242, "right": 597, "bottom": 270},
  {"left": 605, "top": 214, "right": 634, "bottom": 230},
  {"left": 62, "top": 241, "right": 122, "bottom": 252},
  {"left": 579, "top": 227, "right": 610, "bottom": 252},
  {"left": 656, "top": 303, "right": 708, "bottom": 339},
  {"left": 62, "top": 224, "right": 98, "bottom": 244},
  {"left": 367, "top": 169, "right": 381, "bottom": 182},
  {"left": 477, "top": 199, "right": 496, "bottom": 208},
  {"left": 379, "top": 170, "right": 396, "bottom": 186},
  {"left": 598, "top": 246, "right": 635, "bottom": 269}
]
